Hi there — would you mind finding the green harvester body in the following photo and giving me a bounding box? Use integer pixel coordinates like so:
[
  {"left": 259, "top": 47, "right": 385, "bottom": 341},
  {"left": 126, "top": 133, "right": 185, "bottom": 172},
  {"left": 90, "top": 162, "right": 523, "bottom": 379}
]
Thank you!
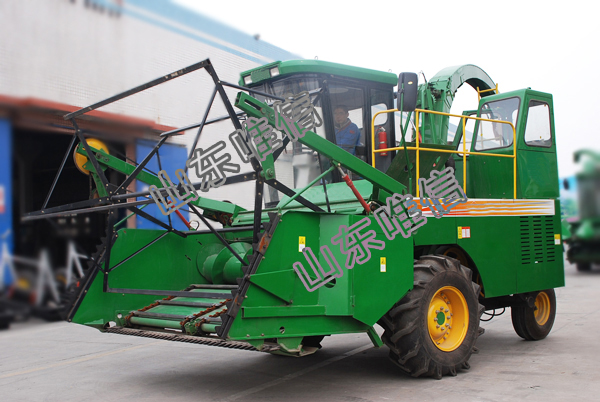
[{"left": 66, "top": 59, "right": 564, "bottom": 358}]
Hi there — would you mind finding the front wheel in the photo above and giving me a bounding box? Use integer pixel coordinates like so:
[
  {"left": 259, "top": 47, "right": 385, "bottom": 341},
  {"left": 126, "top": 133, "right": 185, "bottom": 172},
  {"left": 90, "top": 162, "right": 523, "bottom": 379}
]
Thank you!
[
  {"left": 379, "top": 255, "right": 483, "bottom": 379},
  {"left": 511, "top": 289, "right": 556, "bottom": 340}
]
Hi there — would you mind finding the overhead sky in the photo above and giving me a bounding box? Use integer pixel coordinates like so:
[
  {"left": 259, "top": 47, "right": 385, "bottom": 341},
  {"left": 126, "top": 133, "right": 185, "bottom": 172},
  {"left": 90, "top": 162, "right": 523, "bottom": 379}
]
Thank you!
[{"left": 175, "top": 0, "right": 599, "bottom": 177}]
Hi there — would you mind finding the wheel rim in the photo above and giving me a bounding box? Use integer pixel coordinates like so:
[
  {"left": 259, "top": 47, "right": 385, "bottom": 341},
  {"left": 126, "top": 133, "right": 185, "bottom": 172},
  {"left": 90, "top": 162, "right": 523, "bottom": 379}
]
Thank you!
[
  {"left": 534, "top": 291, "right": 551, "bottom": 326},
  {"left": 428, "top": 286, "right": 469, "bottom": 352},
  {"left": 442, "top": 248, "right": 468, "bottom": 266}
]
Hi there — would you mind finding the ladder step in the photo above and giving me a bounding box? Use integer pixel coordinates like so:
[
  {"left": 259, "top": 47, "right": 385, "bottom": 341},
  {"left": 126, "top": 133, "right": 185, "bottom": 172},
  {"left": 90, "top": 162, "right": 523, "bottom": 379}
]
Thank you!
[{"left": 158, "top": 300, "right": 216, "bottom": 308}]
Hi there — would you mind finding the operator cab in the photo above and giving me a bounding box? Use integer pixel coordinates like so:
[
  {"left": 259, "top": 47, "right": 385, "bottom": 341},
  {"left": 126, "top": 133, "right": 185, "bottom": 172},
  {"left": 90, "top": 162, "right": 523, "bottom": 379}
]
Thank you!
[
  {"left": 451, "top": 88, "right": 558, "bottom": 199},
  {"left": 239, "top": 60, "right": 398, "bottom": 190}
]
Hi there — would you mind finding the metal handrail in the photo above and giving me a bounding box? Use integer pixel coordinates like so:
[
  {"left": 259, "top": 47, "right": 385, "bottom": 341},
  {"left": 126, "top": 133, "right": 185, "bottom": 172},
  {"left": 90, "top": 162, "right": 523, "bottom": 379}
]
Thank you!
[{"left": 371, "top": 108, "right": 517, "bottom": 199}]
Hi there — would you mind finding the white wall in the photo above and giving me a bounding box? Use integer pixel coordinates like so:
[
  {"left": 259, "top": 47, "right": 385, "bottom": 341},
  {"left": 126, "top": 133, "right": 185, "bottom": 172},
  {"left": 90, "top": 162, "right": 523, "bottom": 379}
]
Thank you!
[{"left": 0, "top": 0, "right": 298, "bottom": 213}]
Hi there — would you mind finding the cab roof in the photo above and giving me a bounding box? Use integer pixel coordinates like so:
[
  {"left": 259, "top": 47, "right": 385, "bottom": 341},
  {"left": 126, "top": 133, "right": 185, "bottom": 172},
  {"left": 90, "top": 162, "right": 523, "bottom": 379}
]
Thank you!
[{"left": 239, "top": 60, "right": 398, "bottom": 87}]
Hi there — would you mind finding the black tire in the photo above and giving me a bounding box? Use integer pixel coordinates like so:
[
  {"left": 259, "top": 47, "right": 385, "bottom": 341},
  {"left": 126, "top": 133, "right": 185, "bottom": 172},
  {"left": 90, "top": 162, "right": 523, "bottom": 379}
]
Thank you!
[
  {"left": 511, "top": 289, "right": 556, "bottom": 341},
  {"left": 576, "top": 262, "right": 591, "bottom": 272},
  {"left": 379, "top": 255, "right": 483, "bottom": 379}
]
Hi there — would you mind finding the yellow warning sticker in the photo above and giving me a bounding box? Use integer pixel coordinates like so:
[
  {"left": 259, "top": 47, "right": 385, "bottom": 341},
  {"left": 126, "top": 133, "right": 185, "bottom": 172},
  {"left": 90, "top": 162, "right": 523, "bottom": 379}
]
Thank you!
[
  {"left": 458, "top": 226, "right": 471, "bottom": 239},
  {"left": 554, "top": 234, "right": 561, "bottom": 245},
  {"left": 299, "top": 236, "right": 306, "bottom": 252},
  {"left": 380, "top": 257, "right": 386, "bottom": 272}
]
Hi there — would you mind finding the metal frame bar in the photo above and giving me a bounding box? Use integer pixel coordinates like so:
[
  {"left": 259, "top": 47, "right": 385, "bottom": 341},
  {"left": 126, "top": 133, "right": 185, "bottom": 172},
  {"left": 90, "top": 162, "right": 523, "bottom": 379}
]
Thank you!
[
  {"left": 106, "top": 288, "right": 231, "bottom": 298},
  {"left": 219, "top": 81, "right": 285, "bottom": 101},
  {"left": 42, "top": 134, "right": 78, "bottom": 209},
  {"left": 72, "top": 120, "right": 110, "bottom": 190},
  {"left": 265, "top": 179, "right": 324, "bottom": 212},
  {"left": 159, "top": 111, "right": 245, "bottom": 137},
  {"left": 113, "top": 136, "right": 167, "bottom": 197},
  {"left": 186, "top": 86, "right": 218, "bottom": 163},
  {"left": 131, "top": 207, "right": 187, "bottom": 238},
  {"left": 252, "top": 177, "right": 264, "bottom": 245},
  {"left": 22, "top": 198, "right": 151, "bottom": 221},
  {"left": 107, "top": 231, "right": 169, "bottom": 273},
  {"left": 64, "top": 59, "right": 210, "bottom": 120}
]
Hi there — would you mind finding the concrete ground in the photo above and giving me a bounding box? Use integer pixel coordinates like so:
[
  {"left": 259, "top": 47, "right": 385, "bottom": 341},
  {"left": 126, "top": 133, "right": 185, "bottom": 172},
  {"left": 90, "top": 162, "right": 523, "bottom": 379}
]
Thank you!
[{"left": 1, "top": 259, "right": 598, "bottom": 402}]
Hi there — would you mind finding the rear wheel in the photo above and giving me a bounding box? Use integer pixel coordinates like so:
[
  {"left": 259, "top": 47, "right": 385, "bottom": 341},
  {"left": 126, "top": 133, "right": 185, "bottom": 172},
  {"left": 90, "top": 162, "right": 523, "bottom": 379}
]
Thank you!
[
  {"left": 576, "top": 262, "right": 591, "bottom": 272},
  {"left": 379, "top": 255, "right": 483, "bottom": 379},
  {"left": 511, "top": 289, "right": 556, "bottom": 340}
]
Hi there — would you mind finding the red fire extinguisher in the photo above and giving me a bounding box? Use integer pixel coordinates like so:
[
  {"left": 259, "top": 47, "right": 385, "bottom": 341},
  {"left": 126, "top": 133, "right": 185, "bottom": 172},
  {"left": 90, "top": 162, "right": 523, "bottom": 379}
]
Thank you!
[{"left": 377, "top": 126, "right": 388, "bottom": 156}]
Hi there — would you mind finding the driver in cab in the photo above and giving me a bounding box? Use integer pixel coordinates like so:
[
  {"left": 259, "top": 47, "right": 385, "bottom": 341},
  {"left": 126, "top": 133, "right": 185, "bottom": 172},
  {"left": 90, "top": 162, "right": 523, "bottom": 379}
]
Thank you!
[{"left": 334, "top": 105, "right": 361, "bottom": 155}]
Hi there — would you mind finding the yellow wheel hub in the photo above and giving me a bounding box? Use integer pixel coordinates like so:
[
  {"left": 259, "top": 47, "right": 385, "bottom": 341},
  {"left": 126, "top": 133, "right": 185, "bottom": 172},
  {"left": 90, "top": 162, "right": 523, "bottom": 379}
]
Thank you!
[
  {"left": 428, "top": 286, "right": 469, "bottom": 352},
  {"left": 73, "top": 138, "right": 109, "bottom": 175},
  {"left": 534, "top": 291, "right": 551, "bottom": 326}
]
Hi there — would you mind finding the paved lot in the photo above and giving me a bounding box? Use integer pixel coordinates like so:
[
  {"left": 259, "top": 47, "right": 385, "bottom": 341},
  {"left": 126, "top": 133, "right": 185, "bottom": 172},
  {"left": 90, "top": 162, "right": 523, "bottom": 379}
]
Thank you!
[{"left": 1, "top": 259, "right": 599, "bottom": 402}]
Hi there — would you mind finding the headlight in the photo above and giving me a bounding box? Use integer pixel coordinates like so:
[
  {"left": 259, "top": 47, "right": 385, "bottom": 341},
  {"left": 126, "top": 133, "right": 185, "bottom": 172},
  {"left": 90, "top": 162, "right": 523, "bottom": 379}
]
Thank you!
[
  {"left": 243, "top": 75, "right": 252, "bottom": 85},
  {"left": 269, "top": 67, "right": 280, "bottom": 77}
]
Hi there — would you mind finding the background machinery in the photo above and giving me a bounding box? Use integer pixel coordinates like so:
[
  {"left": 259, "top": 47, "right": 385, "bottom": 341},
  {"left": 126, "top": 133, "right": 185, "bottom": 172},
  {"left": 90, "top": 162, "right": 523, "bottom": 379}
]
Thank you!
[
  {"left": 22, "top": 59, "right": 565, "bottom": 379},
  {"left": 564, "top": 150, "right": 600, "bottom": 271}
]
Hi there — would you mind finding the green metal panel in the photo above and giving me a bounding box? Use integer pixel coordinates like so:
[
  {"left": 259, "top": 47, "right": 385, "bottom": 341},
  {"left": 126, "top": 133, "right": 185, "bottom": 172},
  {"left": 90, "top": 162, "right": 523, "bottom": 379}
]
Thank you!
[
  {"left": 72, "top": 229, "right": 212, "bottom": 328},
  {"left": 413, "top": 215, "right": 458, "bottom": 246},
  {"left": 517, "top": 150, "right": 559, "bottom": 199},
  {"left": 467, "top": 155, "right": 515, "bottom": 199},
  {"left": 516, "top": 201, "right": 565, "bottom": 292},
  {"left": 457, "top": 216, "right": 520, "bottom": 297},
  {"left": 239, "top": 60, "right": 397, "bottom": 86},
  {"left": 227, "top": 212, "right": 414, "bottom": 340},
  {"left": 352, "top": 215, "right": 414, "bottom": 325}
]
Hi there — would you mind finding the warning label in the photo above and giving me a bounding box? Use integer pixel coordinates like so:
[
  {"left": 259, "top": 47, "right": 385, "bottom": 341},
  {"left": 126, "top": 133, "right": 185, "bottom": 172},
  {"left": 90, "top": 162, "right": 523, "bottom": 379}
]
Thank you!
[
  {"left": 299, "top": 236, "right": 306, "bottom": 252},
  {"left": 458, "top": 226, "right": 471, "bottom": 239}
]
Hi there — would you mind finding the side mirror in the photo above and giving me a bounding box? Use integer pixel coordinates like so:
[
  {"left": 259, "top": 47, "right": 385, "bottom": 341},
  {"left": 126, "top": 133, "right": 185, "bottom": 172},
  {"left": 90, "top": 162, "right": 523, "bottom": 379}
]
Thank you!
[{"left": 398, "top": 72, "right": 418, "bottom": 112}]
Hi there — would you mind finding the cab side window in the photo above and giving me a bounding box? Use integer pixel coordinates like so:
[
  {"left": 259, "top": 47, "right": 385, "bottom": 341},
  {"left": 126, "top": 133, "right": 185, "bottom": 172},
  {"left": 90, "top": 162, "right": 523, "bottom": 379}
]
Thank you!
[
  {"left": 524, "top": 100, "right": 552, "bottom": 147},
  {"left": 475, "top": 97, "right": 520, "bottom": 151}
]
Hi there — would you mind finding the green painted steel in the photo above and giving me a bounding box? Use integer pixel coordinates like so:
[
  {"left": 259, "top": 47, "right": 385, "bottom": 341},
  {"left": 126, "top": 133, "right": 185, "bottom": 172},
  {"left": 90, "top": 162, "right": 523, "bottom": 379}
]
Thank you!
[{"left": 238, "top": 59, "right": 398, "bottom": 87}]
